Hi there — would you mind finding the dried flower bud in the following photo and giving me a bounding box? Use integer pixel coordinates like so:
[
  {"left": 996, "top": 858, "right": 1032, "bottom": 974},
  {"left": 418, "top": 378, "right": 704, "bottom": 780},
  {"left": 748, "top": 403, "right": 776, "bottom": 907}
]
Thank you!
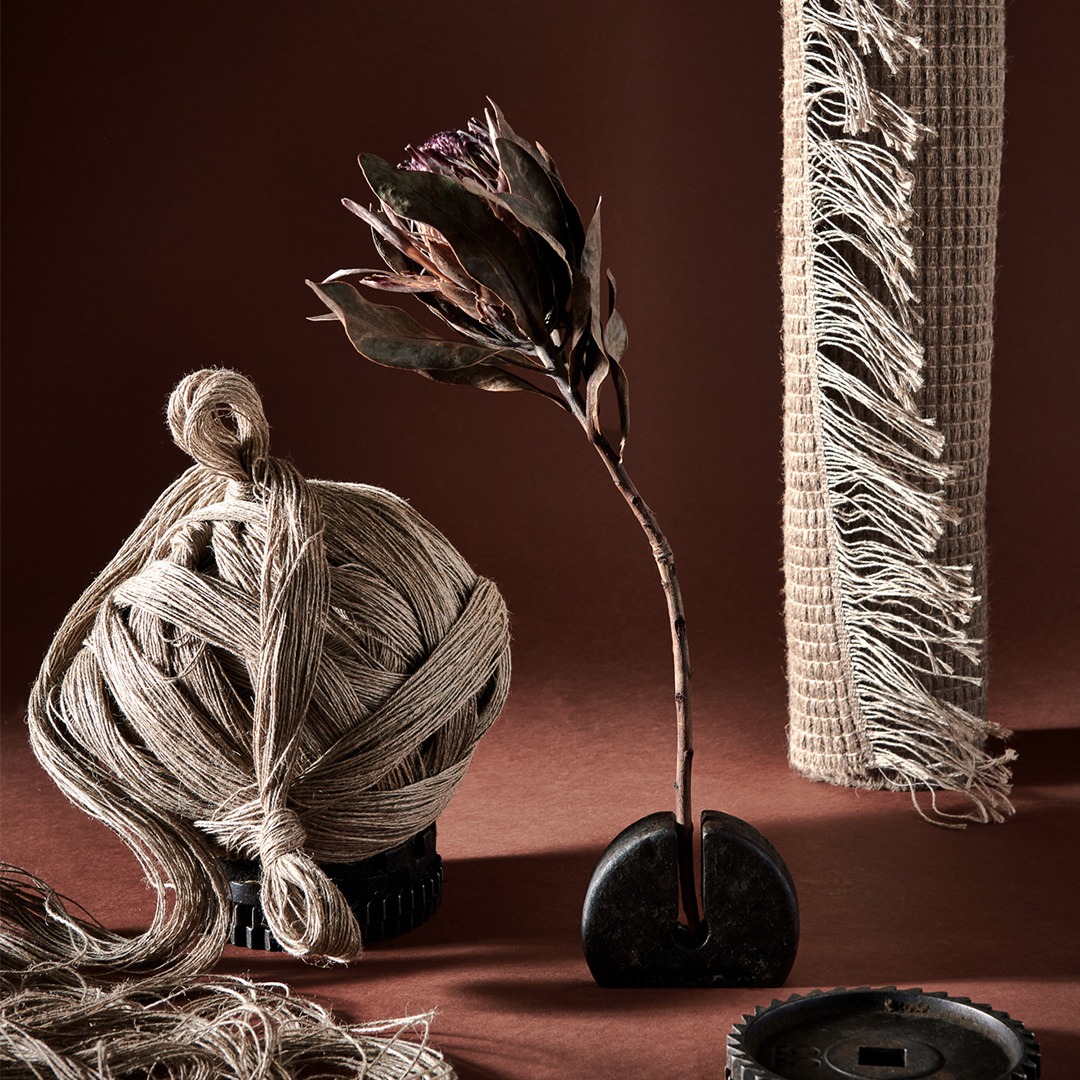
[
  {"left": 402, "top": 122, "right": 501, "bottom": 189},
  {"left": 309, "top": 102, "right": 629, "bottom": 448}
]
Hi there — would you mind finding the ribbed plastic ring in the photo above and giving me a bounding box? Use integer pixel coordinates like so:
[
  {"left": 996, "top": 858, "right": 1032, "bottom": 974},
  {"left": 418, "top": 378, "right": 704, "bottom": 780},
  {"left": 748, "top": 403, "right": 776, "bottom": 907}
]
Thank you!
[{"left": 221, "top": 824, "right": 442, "bottom": 951}]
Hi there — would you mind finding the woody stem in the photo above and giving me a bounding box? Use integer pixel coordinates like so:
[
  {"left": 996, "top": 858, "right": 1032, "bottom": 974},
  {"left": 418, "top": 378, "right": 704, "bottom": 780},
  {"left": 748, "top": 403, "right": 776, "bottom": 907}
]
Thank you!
[{"left": 552, "top": 373, "right": 701, "bottom": 934}]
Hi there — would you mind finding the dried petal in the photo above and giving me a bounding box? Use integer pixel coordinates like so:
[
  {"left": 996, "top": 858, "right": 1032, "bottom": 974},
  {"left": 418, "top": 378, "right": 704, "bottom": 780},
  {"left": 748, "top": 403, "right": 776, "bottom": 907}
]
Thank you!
[{"left": 359, "top": 154, "right": 546, "bottom": 341}]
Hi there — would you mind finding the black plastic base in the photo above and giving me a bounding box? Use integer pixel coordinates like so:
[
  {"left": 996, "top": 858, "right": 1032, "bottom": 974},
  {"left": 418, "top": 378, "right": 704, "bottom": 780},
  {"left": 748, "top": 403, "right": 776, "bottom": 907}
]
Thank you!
[{"left": 221, "top": 824, "right": 442, "bottom": 950}]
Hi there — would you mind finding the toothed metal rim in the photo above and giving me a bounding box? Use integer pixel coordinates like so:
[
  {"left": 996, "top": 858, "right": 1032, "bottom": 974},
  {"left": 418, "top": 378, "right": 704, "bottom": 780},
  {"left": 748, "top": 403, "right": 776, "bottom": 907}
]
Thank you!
[{"left": 726, "top": 986, "right": 1039, "bottom": 1080}]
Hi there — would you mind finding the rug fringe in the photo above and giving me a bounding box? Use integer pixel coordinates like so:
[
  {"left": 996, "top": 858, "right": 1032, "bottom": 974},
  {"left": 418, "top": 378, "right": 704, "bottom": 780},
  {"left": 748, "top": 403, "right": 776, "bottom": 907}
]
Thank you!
[{"left": 800, "top": 0, "right": 1014, "bottom": 824}]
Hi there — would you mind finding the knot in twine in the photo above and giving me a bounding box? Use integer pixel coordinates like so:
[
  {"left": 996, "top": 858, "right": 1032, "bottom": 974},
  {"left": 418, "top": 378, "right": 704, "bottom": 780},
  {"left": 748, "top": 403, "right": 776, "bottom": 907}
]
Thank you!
[
  {"left": 27, "top": 368, "right": 511, "bottom": 968},
  {"left": 167, "top": 367, "right": 270, "bottom": 482},
  {"left": 258, "top": 806, "right": 307, "bottom": 868}
]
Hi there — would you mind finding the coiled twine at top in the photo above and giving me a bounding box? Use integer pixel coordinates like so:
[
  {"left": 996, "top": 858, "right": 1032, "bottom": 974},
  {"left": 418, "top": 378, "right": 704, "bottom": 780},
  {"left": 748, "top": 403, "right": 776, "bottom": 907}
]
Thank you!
[{"left": 27, "top": 368, "right": 511, "bottom": 970}]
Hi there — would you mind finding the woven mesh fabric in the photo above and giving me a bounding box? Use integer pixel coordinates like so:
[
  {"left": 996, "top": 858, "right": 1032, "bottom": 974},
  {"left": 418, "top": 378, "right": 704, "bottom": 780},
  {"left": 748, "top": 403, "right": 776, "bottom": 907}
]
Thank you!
[
  {"left": 781, "top": 0, "right": 1010, "bottom": 816},
  {"left": 895, "top": 0, "right": 1005, "bottom": 717},
  {"left": 781, "top": 0, "right": 870, "bottom": 782}
]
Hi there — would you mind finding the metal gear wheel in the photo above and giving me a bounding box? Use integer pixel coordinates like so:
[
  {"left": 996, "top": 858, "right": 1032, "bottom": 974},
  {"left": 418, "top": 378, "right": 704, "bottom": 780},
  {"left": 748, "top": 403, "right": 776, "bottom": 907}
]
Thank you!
[{"left": 726, "top": 987, "right": 1039, "bottom": 1080}]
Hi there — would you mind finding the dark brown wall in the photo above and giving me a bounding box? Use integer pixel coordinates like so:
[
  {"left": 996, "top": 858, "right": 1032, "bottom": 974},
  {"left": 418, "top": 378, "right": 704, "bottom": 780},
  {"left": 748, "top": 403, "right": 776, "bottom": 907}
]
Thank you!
[{"left": 3, "top": 1, "right": 1077, "bottom": 713}]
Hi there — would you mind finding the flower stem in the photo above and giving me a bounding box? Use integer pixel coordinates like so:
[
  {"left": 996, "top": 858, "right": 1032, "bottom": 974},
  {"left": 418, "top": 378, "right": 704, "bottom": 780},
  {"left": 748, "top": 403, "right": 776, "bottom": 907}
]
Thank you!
[{"left": 553, "top": 376, "right": 702, "bottom": 935}]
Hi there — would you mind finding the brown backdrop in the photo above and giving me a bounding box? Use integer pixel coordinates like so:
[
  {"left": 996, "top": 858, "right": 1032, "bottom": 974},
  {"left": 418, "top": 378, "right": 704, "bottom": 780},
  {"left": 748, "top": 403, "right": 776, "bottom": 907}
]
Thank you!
[
  {"left": 3, "top": 1, "right": 1078, "bottom": 711},
  {"left": 3, "top": 2, "right": 1079, "bottom": 1074}
]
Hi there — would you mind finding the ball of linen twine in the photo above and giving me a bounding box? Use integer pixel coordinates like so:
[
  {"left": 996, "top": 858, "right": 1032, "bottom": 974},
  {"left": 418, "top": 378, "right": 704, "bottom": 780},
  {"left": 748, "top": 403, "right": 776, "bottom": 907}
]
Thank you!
[{"left": 26, "top": 367, "right": 511, "bottom": 968}]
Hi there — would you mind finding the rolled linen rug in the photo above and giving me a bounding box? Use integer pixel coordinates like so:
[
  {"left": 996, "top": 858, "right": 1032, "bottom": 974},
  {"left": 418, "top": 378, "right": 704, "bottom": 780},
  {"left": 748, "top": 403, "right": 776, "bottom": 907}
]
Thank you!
[{"left": 780, "top": 0, "right": 1014, "bottom": 823}]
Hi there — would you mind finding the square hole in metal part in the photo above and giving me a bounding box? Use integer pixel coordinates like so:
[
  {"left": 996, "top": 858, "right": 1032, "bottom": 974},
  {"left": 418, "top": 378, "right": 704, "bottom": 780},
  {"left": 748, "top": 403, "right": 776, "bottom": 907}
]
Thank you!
[{"left": 857, "top": 1046, "right": 907, "bottom": 1067}]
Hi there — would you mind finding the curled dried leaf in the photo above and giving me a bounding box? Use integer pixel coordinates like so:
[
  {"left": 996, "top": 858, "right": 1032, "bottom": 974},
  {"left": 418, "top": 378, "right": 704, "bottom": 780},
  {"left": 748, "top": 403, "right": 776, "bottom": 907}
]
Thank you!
[
  {"left": 308, "top": 280, "right": 528, "bottom": 371},
  {"left": 422, "top": 364, "right": 570, "bottom": 410},
  {"left": 359, "top": 154, "right": 546, "bottom": 341}
]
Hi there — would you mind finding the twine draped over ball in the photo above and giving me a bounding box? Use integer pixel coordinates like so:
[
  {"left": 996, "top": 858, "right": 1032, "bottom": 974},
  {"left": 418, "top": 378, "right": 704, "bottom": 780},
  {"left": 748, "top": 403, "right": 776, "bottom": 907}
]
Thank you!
[{"left": 26, "top": 367, "right": 511, "bottom": 970}]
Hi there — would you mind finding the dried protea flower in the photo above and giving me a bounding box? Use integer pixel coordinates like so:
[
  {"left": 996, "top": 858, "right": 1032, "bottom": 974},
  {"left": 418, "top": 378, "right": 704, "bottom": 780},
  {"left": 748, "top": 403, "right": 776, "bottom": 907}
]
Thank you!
[
  {"left": 308, "top": 102, "right": 628, "bottom": 449},
  {"left": 312, "top": 105, "right": 706, "bottom": 936}
]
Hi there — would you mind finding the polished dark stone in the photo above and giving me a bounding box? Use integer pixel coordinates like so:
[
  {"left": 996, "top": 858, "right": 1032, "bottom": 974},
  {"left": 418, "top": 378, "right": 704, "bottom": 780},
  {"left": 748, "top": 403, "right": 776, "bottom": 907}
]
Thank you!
[{"left": 581, "top": 810, "right": 799, "bottom": 987}]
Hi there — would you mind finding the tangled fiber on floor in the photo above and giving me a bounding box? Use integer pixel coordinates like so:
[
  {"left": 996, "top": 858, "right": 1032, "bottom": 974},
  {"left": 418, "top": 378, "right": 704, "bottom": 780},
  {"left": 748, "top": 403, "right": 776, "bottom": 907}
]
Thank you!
[
  {"left": 2, "top": 869, "right": 452, "bottom": 1080},
  {"left": 2, "top": 368, "right": 511, "bottom": 1075},
  {"left": 781, "top": 0, "right": 1013, "bottom": 823}
]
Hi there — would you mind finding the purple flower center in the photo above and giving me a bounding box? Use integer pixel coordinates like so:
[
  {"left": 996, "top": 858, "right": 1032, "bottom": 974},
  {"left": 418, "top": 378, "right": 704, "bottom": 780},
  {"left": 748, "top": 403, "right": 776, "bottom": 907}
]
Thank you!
[{"left": 401, "top": 120, "right": 500, "bottom": 188}]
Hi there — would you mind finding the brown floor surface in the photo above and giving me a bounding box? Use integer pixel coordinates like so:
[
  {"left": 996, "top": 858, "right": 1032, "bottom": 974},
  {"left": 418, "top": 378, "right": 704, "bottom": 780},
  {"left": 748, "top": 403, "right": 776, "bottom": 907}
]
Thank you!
[{"left": 3, "top": 650, "right": 1078, "bottom": 1077}]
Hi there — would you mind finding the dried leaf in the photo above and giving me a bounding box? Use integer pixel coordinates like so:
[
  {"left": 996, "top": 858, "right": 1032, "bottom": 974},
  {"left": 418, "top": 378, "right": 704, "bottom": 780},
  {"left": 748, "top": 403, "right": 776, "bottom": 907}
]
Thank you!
[
  {"left": 355, "top": 273, "right": 439, "bottom": 293},
  {"left": 321, "top": 267, "right": 376, "bottom": 283},
  {"left": 602, "top": 270, "right": 629, "bottom": 447},
  {"left": 484, "top": 100, "right": 548, "bottom": 170},
  {"left": 422, "top": 365, "right": 570, "bottom": 409},
  {"left": 566, "top": 270, "right": 593, "bottom": 386},
  {"left": 410, "top": 233, "right": 477, "bottom": 292},
  {"left": 603, "top": 308, "right": 628, "bottom": 361},
  {"left": 485, "top": 100, "right": 584, "bottom": 259},
  {"left": 307, "top": 280, "right": 525, "bottom": 370},
  {"left": 584, "top": 344, "right": 610, "bottom": 438},
  {"left": 532, "top": 147, "right": 585, "bottom": 260},
  {"left": 344, "top": 199, "right": 427, "bottom": 277},
  {"left": 604, "top": 270, "right": 628, "bottom": 356},
  {"left": 495, "top": 138, "right": 572, "bottom": 253},
  {"left": 581, "top": 200, "right": 605, "bottom": 353},
  {"left": 461, "top": 181, "right": 567, "bottom": 263},
  {"left": 416, "top": 293, "right": 508, "bottom": 350},
  {"left": 609, "top": 355, "right": 631, "bottom": 457},
  {"left": 358, "top": 154, "right": 545, "bottom": 340},
  {"left": 371, "top": 212, "right": 421, "bottom": 275},
  {"left": 343, "top": 198, "right": 405, "bottom": 250}
]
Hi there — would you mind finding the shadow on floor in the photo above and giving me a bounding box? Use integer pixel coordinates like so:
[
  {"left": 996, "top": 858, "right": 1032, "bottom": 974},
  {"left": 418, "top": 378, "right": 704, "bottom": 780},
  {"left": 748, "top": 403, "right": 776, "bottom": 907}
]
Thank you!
[
  {"left": 215, "top": 846, "right": 599, "bottom": 983},
  {"left": 218, "top": 748, "right": 1078, "bottom": 1014},
  {"left": 765, "top": 794, "right": 1080, "bottom": 987}
]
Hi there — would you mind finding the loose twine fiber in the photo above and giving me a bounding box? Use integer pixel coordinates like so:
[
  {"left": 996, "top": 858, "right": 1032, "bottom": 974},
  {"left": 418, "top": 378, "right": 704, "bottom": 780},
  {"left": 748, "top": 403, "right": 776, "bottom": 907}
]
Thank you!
[
  {"left": 2, "top": 368, "right": 511, "bottom": 1076},
  {"left": 781, "top": 0, "right": 1014, "bottom": 823}
]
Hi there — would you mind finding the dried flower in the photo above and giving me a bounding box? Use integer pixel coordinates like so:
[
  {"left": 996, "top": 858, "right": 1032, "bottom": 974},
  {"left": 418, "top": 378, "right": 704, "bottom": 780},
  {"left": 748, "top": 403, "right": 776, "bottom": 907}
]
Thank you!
[
  {"left": 311, "top": 105, "right": 702, "bottom": 933},
  {"left": 307, "top": 101, "right": 628, "bottom": 449}
]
